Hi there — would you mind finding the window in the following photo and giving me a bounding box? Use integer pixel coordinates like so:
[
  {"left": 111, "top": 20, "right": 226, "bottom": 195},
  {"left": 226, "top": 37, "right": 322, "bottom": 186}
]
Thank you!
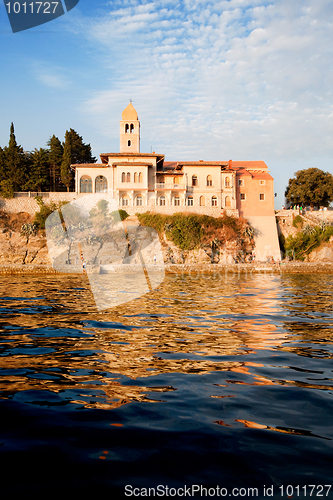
[
  {"left": 260, "top": 180, "right": 265, "bottom": 185},
  {"left": 174, "top": 196, "right": 180, "bottom": 206},
  {"left": 136, "top": 195, "right": 143, "bottom": 206},
  {"left": 192, "top": 175, "right": 198, "bottom": 187},
  {"left": 225, "top": 196, "right": 231, "bottom": 207},
  {"left": 130, "top": 124, "right": 134, "bottom": 133},
  {"left": 187, "top": 196, "right": 194, "bottom": 206},
  {"left": 134, "top": 172, "right": 138, "bottom": 183},
  {"left": 80, "top": 175, "right": 92, "bottom": 193},
  {"left": 160, "top": 196, "right": 166, "bottom": 206},
  {"left": 259, "top": 193, "right": 265, "bottom": 201},
  {"left": 240, "top": 193, "right": 246, "bottom": 200},
  {"left": 125, "top": 124, "right": 129, "bottom": 133},
  {"left": 122, "top": 195, "right": 129, "bottom": 206},
  {"left": 138, "top": 172, "right": 142, "bottom": 183},
  {"left": 207, "top": 175, "right": 212, "bottom": 187},
  {"left": 126, "top": 172, "right": 131, "bottom": 182},
  {"left": 199, "top": 195, "right": 205, "bottom": 206},
  {"left": 225, "top": 176, "right": 230, "bottom": 187},
  {"left": 128, "top": 140, "right": 131, "bottom": 147},
  {"left": 95, "top": 175, "right": 107, "bottom": 193},
  {"left": 238, "top": 179, "right": 244, "bottom": 186},
  {"left": 121, "top": 172, "right": 126, "bottom": 183},
  {"left": 174, "top": 176, "right": 179, "bottom": 184},
  {"left": 211, "top": 196, "right": 218, "bottom": 207}
]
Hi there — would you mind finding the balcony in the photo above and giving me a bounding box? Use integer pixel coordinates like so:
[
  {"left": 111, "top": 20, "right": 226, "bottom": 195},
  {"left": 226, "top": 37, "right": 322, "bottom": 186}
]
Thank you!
[{"left": 155, "top": 183, "right": 186, "bottom": 190}]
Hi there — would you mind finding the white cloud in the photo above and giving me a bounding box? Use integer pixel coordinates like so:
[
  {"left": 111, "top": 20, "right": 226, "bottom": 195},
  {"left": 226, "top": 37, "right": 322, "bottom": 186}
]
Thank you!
[
  {"left": 68, "top": 0, "right": 333, "bottom": 186},
  {"left": 32, "top": 63, "right": 72, "bottom": 89}
]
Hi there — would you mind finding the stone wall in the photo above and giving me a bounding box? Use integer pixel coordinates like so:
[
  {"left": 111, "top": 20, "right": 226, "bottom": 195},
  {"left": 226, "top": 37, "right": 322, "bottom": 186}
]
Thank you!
[
  {"left": 0, "top": 193, "right": 82, "bottom": 214},
  {"left": 0, "top": 193, "right": 239, "bottom": 218}
]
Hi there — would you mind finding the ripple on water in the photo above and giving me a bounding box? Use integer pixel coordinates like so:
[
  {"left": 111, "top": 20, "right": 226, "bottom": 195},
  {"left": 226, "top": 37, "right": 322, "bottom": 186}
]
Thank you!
[{"left": 0, "top": 273, "right": 332, "bottom": 495}]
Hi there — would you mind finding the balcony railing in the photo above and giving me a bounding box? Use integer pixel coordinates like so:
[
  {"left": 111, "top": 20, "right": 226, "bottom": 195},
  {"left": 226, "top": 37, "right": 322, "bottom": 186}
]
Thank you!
[{"left": 155, "top": 183, "right": 186, "bottom": 190}]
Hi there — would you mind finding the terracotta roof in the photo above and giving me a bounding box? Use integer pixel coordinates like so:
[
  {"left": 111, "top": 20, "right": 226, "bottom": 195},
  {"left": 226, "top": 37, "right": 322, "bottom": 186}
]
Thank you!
[
  {"left": 235, "top": 168, "right": 253, "bottom": 176},
  {"left": 230, "top": 160, "right": 268, "bottom": 170},
  {"left": 249, "top": 171, "right": 273, "bottom": 180},
  {"left": 236, "top": 169, "right": 273, "bottom": 180},
  {"left": 163, "top": 161, "right": 178, "bottom": 170}
]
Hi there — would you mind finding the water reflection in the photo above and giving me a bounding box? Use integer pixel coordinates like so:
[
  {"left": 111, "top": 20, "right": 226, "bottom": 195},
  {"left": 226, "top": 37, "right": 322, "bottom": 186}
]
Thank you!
[{"left": 0, "top": 273, "right": 332, "bottom": 412}]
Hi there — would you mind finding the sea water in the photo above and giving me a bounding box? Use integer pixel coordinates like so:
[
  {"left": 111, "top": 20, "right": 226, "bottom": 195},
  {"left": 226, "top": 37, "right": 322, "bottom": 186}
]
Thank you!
[{"left": 0, "top": 273, "right": 332, "bottom": 497}]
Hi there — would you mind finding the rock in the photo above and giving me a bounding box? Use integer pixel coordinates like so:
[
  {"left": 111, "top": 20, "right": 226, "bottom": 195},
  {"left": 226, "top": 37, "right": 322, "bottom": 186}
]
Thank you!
[{"left": 308, "top": 245, "right": 333, "bottom": 262}]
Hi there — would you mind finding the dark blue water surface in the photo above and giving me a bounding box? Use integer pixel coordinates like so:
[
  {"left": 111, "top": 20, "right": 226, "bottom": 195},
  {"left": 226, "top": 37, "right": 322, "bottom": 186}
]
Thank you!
[{"left": 0, "top": 273, "right": 332, "bottom": 498}]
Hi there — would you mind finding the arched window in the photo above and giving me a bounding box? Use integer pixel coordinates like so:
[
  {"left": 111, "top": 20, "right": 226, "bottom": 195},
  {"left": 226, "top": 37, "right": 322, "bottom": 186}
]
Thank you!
[
  {"left": 125, "top": 124, "right": 129, "bottom": 133},
  {"left": 121, "top": 172, "right": 126, "bottom": 183},
  {"left": 225, "top": 196, "right": 231, "bottom": 207},
  {"left": 207, "top": 175, "right": 212, "bottom": 187},
  {"left": 192, "top": 175, "right": 198, "bottom": 187},
  {"left": 95, "top": 175, "right": 108, "bottom": 193},
  {"left": 136, "top": 195, "right": 143, "bottom": 206},
  {"left": 199, "top": 196, "right": 205, "bottom": 206},
  {"left": 80, "top": 175, "right": 92, "bottom": 193},
  {"left": 225, "top": 176, "right": 230, "bottom": 187},
  {"left": 126, "top": 172, "right": 131, "bottom": 182},
  {"left": 130, "top": 124, "right": 134, "bottom": 133},
  {"left": 187, "top": 196, "right": 194, "bottom": 206},
  {"left": 138, "top": 172, "right": 142, "bottom": 183},
  {"left": 212, "top": 196, "right": 218, "bottom": 207},
  {"left": 128, "top": 140, "right": 131, "bottom": 147},
  {"left": 121, "top": 194, "right": 130, "bottom": 206},
  {"left": 134, "top": 172, "right": 138, "bottom": 183},
  {"left": 174, "top": 196, "right": 180, "bottom": 206},
  {"left": 159, "top": 196, "right": 166, "bottom": 206}
]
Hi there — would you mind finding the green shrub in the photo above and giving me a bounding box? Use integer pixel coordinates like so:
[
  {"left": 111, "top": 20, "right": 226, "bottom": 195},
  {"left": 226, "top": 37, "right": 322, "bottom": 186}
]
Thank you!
[
  {"left": 33, "top": 196, "right": 68, "bottom": 230},
  {"left": 293, "top": 215, "right": 304, "bottom": 228},
  {"left": 285, "top": 224, "right": 333, "bottom": 260},
  {"left": 137, "top": 212, "right": 245, "bottom": 251},
  {"left": 168, "top": 214, "right": 202, "bottom": 250}
]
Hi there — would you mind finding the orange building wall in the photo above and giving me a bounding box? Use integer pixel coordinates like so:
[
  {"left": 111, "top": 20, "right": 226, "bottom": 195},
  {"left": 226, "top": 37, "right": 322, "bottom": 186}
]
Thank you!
[{"left": 236, "top": 172, "right": 275, "bottom": 217}]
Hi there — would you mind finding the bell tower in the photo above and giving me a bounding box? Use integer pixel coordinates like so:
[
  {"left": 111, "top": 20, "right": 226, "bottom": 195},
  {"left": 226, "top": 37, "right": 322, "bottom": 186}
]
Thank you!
[{"left": 120, "top": 102, "right": 140, "bottom": 153}]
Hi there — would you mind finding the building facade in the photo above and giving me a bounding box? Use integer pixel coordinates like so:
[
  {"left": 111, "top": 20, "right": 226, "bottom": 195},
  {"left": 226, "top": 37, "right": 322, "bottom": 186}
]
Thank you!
[
  {"left": 73, "top": 103, "right": 281, "bottom": 259},
  {"left": 73, "top": 103, "right": 275, "bottom": 219}
]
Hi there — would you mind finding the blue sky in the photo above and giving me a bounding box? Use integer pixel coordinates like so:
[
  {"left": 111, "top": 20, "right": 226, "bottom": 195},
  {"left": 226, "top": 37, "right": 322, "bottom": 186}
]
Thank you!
[{"left": 1, "top": 0, "right": 333, "bottom": 208}]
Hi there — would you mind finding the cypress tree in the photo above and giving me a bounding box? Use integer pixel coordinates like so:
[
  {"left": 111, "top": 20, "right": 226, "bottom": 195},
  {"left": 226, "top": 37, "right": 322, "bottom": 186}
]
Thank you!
[
  {"left": 1, "top": 123, "right": 28, "bottom": 197},
  {"left": 47, "top": 135, "right": 63, "bottom": 191},
  {"left": 61, "top": 132, "right": 73, "bottom": 191},
  {"left": 0, "top": 146, "right": 5, "bottom": 182}
]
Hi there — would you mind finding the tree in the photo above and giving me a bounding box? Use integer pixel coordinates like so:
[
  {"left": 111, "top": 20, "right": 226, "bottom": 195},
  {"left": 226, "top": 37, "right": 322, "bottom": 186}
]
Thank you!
[
  {"left": 285, "top": 168, "right": 333, "bottom": 208},
  {"left": 0, "top": 146, "right": 5, "bottom": 182},
  {"left": 24, "top": 148, "right": 50, "bottom": 192},
  {"left": 61, "top": 134, "right": 73, "bottom": 191},
  {"left": 47, "top": 135, "right": 63, "bottom": 191},
  {"left": 1, "top": 123, "right": 28, "bottom": 195},
  {"left": 61, "top": 129, "right": 96, "bottom": 191}
]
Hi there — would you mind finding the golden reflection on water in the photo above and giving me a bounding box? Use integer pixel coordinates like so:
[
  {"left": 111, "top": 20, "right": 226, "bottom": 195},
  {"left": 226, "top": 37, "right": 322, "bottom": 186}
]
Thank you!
[{"left": 0, "top": 273, "right": 332, "bottom": 409}]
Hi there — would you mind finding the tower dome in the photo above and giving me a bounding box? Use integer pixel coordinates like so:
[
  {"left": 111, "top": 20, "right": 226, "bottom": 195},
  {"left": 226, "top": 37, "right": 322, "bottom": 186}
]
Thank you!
[{"left": 121, "top": 102, "right": 138, "bottom": 121}]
